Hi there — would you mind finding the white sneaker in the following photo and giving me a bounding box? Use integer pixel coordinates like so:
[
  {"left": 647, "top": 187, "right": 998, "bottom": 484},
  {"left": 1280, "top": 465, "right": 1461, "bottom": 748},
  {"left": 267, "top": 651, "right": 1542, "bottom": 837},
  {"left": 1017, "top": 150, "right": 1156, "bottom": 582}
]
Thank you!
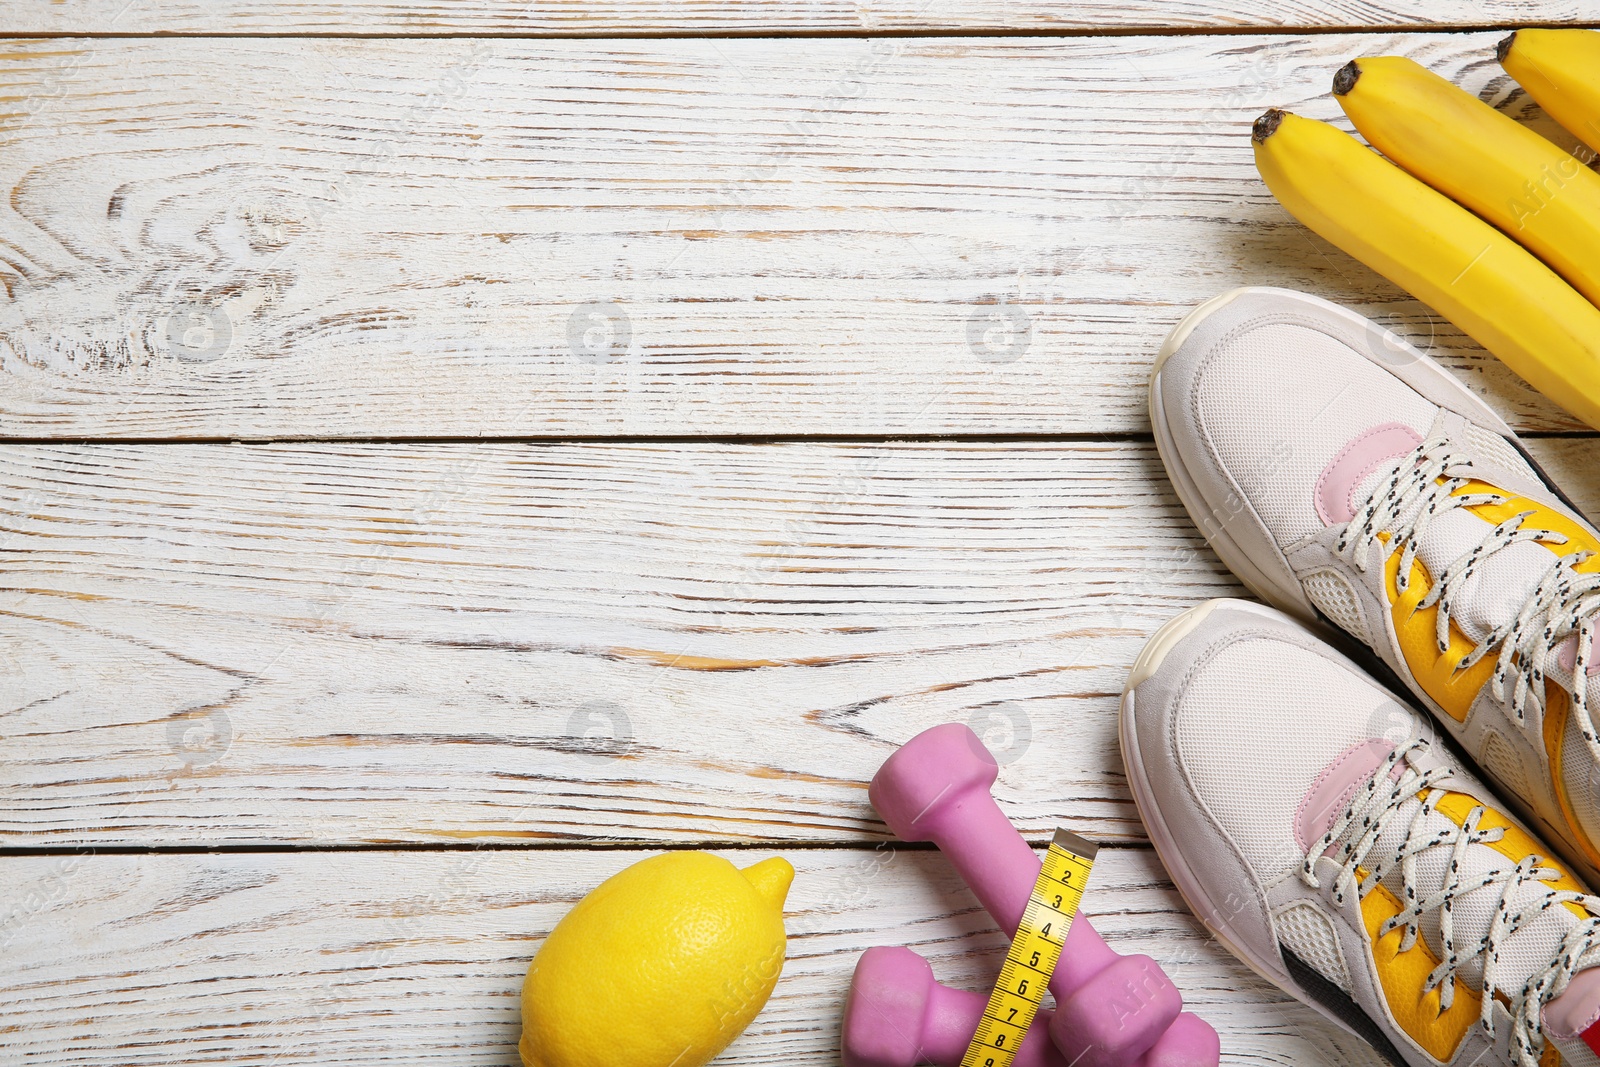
[
  {"left": 1150, "top": 286, "right": 1600, "bottom": 886},
  {"left": 1122, "top": 598, "right": 1600, "bottom": 1067}
]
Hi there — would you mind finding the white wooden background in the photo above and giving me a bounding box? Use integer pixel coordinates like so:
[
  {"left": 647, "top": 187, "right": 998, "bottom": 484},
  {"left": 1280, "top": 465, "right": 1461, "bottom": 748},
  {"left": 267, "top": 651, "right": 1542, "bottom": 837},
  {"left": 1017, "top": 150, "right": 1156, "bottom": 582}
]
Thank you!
[{"left": 2, "top": 4, "right": 1598, "bottom": 1065}]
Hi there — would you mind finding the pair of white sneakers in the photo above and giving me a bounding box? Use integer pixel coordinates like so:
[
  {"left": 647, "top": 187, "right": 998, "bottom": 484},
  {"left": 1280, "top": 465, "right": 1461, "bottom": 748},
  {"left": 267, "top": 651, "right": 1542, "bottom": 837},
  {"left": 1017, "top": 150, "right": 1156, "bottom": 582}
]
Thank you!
[{"left": 1124, "top": 288, "right": 1600, "bottom": 1066}]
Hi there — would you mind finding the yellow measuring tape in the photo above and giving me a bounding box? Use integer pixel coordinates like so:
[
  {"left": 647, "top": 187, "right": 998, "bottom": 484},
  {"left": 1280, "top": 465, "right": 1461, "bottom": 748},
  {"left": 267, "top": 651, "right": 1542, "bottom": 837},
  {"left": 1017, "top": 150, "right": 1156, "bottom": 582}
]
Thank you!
[{"left": 959, "top": 829, "right": 1099, "bottom": 1067}]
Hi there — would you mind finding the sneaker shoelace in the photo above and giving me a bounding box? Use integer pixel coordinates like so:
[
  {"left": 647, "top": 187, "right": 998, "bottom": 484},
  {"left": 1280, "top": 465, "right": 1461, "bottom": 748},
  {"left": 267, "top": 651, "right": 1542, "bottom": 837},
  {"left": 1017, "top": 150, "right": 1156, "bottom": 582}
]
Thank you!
[
  {"left": 1302, "top": 739, "right": 1600, "bottom": 1064},
  {"left": 1337, "top": 435, "right": 1600, "bottom": 748}
]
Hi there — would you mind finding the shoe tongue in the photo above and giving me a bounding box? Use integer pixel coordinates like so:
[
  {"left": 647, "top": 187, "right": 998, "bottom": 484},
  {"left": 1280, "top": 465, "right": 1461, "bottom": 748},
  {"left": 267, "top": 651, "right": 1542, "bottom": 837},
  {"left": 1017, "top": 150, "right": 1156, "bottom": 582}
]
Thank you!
[{"left": 1543, "top": 968, "right": 1600, "bottom": 1061}]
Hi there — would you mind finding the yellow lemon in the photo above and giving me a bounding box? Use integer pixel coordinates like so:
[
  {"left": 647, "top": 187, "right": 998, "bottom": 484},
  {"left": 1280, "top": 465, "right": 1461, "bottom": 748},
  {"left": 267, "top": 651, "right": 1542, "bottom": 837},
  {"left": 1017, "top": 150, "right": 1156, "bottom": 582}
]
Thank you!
[{"left": 519, "top": 852, "right": 793, "bottom": 1067}]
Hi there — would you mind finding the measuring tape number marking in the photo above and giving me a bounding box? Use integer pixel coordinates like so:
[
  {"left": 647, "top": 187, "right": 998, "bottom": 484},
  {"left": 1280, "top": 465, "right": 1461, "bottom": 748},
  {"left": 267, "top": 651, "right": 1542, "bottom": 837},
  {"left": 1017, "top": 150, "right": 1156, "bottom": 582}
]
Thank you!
[{"left": 959, "top": 828, "right": 1100, "bottom": 1067}]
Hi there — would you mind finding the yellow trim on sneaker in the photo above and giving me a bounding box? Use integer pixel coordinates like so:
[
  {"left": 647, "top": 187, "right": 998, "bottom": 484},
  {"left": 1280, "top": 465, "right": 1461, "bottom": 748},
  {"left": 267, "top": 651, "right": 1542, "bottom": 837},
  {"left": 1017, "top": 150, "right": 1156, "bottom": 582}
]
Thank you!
[
  {"left": 1383, "top": 537, "right": 1497, "bottom": 723},
  {"left": 1542, "top": 683, "right": 1600, "bottom": 880},
  {"left": 1359, "top": 862, "right": 1480, "bottom": 1061},
  {"left": 1357, "top": 789, "right": 1590, "bottom": 1061}
]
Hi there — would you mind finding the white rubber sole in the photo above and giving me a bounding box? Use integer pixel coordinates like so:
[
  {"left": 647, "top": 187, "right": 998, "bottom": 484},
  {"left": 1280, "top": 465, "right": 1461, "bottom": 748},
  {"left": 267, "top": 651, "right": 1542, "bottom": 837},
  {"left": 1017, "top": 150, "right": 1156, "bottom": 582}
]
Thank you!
[{"left": 1119, "top": 599, "right": 1372, "bottom": 1046}]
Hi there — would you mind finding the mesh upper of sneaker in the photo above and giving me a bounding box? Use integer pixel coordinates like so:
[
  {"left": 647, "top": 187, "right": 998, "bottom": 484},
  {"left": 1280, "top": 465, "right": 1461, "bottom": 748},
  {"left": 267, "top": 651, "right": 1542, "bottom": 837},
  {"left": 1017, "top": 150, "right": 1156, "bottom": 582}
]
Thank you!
[
  {"left": 1189, "top": 320, "right": 1438, "bottom": 544},
  {"left": 1172, "top": 632, "right": 1414, "bottom": 881},
  {"left": 1339, "top": 441, "right": 1600, "bottom": 710},
  {"left": 1301, "top": 738, "right": 1600, "bottom": 1066}
]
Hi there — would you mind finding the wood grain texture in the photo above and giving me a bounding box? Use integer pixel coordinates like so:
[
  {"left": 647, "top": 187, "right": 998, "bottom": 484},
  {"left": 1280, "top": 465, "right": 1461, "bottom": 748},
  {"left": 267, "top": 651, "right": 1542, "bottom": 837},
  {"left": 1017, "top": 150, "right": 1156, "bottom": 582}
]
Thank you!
[
  {"left": 3, "top": 437, "right": 1596, "bottom": 848},
  {"left": 0, "top": 440, "right": 1230, "bottom": 847},
  {"left": 3, "top": 0, "right": 1597, "bottom": 34},
  {"left": 2, "top": 33, "right": 1595, "bottom": 438},
  {"left": 0, "top": 847, "right": 1390, "bottom": 1067}
]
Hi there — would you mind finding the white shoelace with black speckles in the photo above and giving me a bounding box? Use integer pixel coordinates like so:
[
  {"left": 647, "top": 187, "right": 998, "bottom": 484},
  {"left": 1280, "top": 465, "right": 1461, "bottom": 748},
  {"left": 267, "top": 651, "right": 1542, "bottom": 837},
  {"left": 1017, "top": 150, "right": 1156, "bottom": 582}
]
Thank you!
[
  {"left": 1302, "top": 739, "right": 1600, "bottom": 1065},
  {"left": 1339, "top": 436, "right": 1600, "bottom": 752}
]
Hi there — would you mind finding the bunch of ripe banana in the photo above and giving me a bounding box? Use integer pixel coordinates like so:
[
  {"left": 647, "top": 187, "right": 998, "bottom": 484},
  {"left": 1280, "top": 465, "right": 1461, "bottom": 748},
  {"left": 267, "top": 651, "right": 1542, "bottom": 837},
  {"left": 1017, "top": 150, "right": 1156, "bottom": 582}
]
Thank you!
[{"left": 1252, "top": 29, "right": 1600, "bottom": 430}]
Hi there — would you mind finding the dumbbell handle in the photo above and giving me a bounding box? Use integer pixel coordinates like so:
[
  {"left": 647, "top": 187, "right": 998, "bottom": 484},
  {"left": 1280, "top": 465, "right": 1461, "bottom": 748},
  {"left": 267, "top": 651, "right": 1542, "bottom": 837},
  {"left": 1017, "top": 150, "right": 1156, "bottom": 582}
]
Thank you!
[
  {"left": 923, "top": 788, "right": 1120, "bottom": 996},
  {"left": 907, "top": 980, "right": 1065, "bottom": 1066}
]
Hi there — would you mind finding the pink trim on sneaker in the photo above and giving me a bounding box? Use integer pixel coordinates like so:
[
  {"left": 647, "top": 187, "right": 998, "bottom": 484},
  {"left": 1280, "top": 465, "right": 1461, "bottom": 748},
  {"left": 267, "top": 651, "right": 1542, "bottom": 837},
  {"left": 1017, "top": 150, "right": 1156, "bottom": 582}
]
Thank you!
[
  {"left": 1556, "top": 631, "right": 1600, "bottom": 677},
  {"left": 1294, "top": 738, "right": 1396, "bottom": 855},
  {"left": 1542, "top": 967, "right": 1600, "bottom": 1046},
  {"left": 1314, "top": 423, "right": 1424, "bottom": 527}
]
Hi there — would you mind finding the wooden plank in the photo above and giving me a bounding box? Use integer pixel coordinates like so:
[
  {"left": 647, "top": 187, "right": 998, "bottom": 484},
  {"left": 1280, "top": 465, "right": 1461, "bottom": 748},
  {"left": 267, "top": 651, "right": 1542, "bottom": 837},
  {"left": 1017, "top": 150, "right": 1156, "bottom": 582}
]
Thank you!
[
  {"left": 4, "top": 437, "right": 1595, "bottom": 849},
  {"left": 1, "top": 33, "right": 1592, "bottom": 439},
  {"left": 0, "top": 847, "right": 1390, "bottom": 1067},
  {"left": 2, "top": 0, "right": 1593, "bottom": 35},
  {"left": 0, "top": 440, "right": 1230, "bottom": 848}
]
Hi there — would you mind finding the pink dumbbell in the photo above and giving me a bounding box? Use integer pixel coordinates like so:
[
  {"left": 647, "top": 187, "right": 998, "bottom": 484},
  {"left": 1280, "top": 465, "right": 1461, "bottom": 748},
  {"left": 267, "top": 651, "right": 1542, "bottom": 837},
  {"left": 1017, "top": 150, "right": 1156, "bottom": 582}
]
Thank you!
[
  {"left": 867, "top": 723, "right": 1219, "bottom": 1067},
  {"left": 841, "top": 946, "right": 1218, "bottom": 1067}
]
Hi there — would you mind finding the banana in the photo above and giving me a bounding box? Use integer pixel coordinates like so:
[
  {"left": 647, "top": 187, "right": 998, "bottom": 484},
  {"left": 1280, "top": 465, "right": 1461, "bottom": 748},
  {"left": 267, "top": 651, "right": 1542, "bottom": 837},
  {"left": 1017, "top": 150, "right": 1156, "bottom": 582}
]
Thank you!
[
  {"left": 1499, "top": 29, "right": 1600, "bottom": 156},
  {"left": 1333, "top": 55, "right": 1600, "bottom": 309},
  {"left": 1252, "top": 109, "right": 1600, "bottom": 431}
]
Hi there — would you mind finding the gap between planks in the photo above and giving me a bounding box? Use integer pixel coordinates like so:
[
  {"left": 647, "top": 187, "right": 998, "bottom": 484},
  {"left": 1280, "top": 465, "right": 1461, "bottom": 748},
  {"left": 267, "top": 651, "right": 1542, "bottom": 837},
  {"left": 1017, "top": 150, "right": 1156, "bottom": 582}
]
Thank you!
[
  {"left": 0, "top": 432, "right": 1593, "bottom": 445},
  {"left": 0, "top": 840, "right": 1145, "bottom": 856},
  {"left": 5, "top": 23, "right": 1600, "bottom": 39}
]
